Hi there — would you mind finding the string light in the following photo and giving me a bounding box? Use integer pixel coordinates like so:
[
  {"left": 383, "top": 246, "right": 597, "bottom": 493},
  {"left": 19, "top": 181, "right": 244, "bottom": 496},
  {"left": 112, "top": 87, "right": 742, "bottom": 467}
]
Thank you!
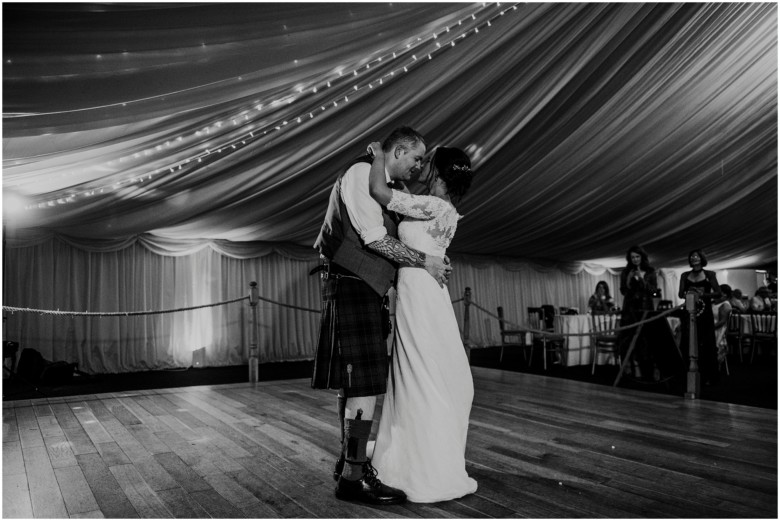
[{"left": 25, "top": 2, "right": 520, "bottom": 208}]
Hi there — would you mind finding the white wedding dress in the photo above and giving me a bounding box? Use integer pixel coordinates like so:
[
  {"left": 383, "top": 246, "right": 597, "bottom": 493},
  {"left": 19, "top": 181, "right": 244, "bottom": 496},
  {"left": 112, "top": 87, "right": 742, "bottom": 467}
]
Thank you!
[{"left": 371, "top": 190, "right": 478, "bottom": 503}]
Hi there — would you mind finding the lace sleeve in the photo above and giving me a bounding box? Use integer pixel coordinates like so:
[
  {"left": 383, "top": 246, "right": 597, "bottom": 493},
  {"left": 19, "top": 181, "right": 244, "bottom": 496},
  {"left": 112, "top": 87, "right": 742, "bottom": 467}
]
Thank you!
[{"left": 387, "top": 190, "right": 447, "bottom": 220}]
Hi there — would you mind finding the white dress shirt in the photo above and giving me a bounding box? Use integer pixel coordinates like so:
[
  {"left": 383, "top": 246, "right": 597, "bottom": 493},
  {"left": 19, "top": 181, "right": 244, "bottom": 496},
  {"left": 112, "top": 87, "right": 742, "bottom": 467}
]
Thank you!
[{"left": 340, "top": 161, "right": 392, "bottom": 245}]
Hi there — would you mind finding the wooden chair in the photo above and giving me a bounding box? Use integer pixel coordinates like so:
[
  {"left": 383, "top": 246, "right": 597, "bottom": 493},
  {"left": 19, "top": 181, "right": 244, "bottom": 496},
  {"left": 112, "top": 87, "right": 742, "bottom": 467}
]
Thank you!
[
  {"left": 528, "top": 307, "right": 566, "bottom": 370},
  {"left": 496, "top": 307, "right": 531, "bottom": 365},
  {"left": 589, "top": 312, "right": 621, "bottom": 374},
  {"left": 725, "top": 311, "right": 744, "bottom": 363},
  {"left": 747, "top": 312, "right": 777, "bottom": 363}
]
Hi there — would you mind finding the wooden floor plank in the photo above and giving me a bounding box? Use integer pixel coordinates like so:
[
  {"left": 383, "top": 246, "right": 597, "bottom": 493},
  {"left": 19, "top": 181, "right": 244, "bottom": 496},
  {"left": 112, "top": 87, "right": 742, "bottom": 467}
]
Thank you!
[
  {"left": 3, "top": 407, "right": 20, "bottom": 442},
  {"left": 110, "top": 463, "right": 172, "bottom": 518},
  {"left": 44, "top": 434, "right": 79, "bottom": 468},
  {"left": 114, "top": 395, "right": 170, "bottom": 433},
  {"left": 155, "top": 487, "right": 212, "bottom": 518},
  {"left": 76, "top": 452, "right": 139, "bottom": 518},
  {"left": 189, "top": 488, "right": 245, "bottom": 518},
  {"left": 3, "top": 440, "right": 26, "bottom": 476},
  {"left": 70, "top": 402, "right": 115, "bottom": 445},
  {"left": 125, "top": 423, "right": 172, "bottom": 455},
  {"left": 152, "top": 451, "right": 213, "bottom": 493},
  {"left": 54, "top": 465, "right": 101, "bottom": 516},
  {"left": 2, "top": 471, "right": 34, "bottom": 519},
  {"left": 228, "top": 467, "right": 317, "bottom": 518},
  {"left": 15, "top": 406, "right": 45, "bottom": 449},
  {"left": 22, "top": 444, "right": 69, "bottom": 518},
  {"left": 3, "top": 367, "right": 776, "bottom": 519}
]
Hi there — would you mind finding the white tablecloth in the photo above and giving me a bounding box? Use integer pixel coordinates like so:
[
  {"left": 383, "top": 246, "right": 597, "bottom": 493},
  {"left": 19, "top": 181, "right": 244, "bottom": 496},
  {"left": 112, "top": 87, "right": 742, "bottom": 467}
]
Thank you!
[{"left": 555, "top": 314, "right": 681, "bottom": 367}]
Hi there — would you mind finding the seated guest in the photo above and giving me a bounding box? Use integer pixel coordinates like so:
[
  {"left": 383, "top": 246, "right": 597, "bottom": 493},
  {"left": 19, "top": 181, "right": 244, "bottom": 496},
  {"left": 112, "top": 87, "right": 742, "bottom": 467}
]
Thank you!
[
  {"left": 588, "top": 281, "right": 615, "bottom": 313},
  {"left": 750, "top": 287, "right": 773, "bottom": 312},
  {"left": 766, "top": 273, "right": 777, "bottom": 295},
  {"left": 729, "top": 288, "right": 747, "bottom": 313}
]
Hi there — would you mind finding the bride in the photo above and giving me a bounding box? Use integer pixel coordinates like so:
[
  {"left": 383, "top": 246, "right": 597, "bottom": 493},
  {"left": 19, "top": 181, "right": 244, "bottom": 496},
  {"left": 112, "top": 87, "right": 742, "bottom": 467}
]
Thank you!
[{"left": 365, "top": 141, "right": 478, "bottom": 503}]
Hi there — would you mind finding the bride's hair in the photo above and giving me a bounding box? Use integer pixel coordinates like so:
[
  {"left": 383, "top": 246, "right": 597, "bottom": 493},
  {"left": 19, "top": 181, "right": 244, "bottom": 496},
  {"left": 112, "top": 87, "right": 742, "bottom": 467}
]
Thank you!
[{"left": 429, "top": 147, "right": 473, "bottom": 203}]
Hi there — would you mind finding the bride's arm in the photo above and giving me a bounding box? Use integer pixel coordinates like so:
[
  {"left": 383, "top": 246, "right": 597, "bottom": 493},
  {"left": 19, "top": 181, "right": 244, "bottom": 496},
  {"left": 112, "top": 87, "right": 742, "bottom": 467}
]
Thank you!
[{"left": 367, "top": 141, "right": 392, "bottom": 206}]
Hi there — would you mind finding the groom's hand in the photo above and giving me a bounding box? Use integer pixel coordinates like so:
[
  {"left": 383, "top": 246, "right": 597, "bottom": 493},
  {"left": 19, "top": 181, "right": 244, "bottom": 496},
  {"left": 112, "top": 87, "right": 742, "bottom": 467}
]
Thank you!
[{"left": 425, "top": 255, "right": 452, "bottom": 287}]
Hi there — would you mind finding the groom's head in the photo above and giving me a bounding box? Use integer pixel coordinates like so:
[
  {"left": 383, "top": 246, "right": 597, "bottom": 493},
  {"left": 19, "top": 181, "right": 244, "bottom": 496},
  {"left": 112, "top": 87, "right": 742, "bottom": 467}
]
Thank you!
[{"left": 382, "top": 126, "right": 426, "bottom": 183}]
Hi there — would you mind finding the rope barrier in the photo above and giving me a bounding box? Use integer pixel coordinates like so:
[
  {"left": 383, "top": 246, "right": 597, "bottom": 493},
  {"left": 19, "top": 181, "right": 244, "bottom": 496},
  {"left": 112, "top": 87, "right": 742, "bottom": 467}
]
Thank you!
[
  {"left": 2, "top": 295, "right": 249, "bottom": 317},
  {"left": 468, "top": 299, "right": 684, "bottom": 337},
  {"left": 2, "top": 285, "right": 682, "bottom": 338},
  {"left": 256, "top": 295, "right": 320, "bottom": 314},
  {"left": 3, "top": 293, "right": 462, "bottom": 318}
]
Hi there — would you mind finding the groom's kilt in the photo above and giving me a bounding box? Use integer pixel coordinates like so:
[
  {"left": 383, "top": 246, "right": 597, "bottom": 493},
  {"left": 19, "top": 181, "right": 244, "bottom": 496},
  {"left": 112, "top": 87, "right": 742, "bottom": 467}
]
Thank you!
[{"left": 311, "top": 273, "right": 389, "bottom": 398}]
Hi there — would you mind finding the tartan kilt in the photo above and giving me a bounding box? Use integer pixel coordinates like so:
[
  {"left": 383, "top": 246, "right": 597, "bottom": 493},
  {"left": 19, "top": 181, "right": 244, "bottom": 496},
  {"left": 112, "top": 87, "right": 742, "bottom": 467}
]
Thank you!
[{"left": 311, "top": 273, "right": 389, "bottom": 397}]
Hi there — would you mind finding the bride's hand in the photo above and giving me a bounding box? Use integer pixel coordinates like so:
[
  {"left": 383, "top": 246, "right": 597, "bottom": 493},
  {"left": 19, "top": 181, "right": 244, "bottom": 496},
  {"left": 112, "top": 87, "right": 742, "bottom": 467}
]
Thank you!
[
  {"left": 424, "top": 255, "right": 450, "bottom": 287},
  {"left": 367, "top": 141, "right": 384, "bottom": 158}
]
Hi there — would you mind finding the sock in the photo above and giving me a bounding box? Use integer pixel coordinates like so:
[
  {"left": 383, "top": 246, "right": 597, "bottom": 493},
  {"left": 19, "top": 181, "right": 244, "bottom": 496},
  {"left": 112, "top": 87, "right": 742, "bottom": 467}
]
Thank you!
[
  {"left": 341, "top": 413, "right": 373, "bottom": 481},
  {"left": 337, "top": 394, "right": 346, "bottom": 445}
]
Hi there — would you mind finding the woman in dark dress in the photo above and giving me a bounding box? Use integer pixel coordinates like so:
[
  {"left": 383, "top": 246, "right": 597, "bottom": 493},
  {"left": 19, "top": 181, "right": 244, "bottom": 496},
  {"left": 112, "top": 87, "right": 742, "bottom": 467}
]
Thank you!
[
  {"left": 678, "top": 249, "right": 722, "bottom": 385},
  {"left": 618, "top": 245, "right": 659, "bottom": 378}
]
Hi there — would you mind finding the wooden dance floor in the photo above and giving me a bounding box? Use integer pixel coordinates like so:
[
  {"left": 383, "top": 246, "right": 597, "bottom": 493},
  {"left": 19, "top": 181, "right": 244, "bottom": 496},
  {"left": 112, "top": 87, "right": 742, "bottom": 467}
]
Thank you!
[{"left": 3, "top": 366, "right": 777, "bottom": 518}]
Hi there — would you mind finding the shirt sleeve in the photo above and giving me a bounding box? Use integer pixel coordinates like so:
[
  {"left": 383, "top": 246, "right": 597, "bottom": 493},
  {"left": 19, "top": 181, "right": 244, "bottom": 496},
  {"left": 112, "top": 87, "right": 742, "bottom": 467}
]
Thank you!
[{"left": 341, "top": 162, "right": 387, "bottom": 244}]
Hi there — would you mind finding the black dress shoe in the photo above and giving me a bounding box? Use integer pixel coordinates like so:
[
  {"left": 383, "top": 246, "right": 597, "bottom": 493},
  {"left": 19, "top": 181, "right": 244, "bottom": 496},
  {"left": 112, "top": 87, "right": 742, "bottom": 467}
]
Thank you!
[
  {"left": 335, "top": 460, "right": 406, "bottom": 505},
  {"left": 333, "top": 454, "right": 344, "bottom": 482}
]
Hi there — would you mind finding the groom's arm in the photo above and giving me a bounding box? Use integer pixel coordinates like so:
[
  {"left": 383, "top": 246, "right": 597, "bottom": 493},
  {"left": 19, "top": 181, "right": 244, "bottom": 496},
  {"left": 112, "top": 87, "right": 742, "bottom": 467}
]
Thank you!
[
  {"left": 342, "top": 163, "right": 449, "bottom": 285},
  {"left": 366, "top": 236, "right": 426, "bottom": 268},
  {"left": 367, "top": 236, "right": 450, "bottom": 286}
]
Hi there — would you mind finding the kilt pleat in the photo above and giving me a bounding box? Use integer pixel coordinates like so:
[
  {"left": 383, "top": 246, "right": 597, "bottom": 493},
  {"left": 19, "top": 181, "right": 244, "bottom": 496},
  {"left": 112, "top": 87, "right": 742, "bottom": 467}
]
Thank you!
[{"left": 311, "top": 275, "right": 389, "bottom": 397}]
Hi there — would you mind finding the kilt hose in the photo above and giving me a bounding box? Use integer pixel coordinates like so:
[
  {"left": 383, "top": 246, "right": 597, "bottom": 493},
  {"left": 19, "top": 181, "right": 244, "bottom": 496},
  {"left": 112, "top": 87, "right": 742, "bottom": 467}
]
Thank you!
[{"left": 311, "top": 273, "right": 390, "bottom": 398}]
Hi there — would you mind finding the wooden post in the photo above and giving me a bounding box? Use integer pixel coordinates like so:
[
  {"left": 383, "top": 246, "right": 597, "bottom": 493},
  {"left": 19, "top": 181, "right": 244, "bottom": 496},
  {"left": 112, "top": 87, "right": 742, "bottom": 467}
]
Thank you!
[
  {"left": 685, "top": 292, "right": 700, "bottom": 399},
  {"left": 248, "top": 281, "right": 259, "bottom": 384}
]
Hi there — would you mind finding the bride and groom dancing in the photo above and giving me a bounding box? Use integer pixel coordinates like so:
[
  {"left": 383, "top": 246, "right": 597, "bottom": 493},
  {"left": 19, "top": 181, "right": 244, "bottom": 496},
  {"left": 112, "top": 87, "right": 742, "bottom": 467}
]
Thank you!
[{"left": 312, "top": 126, "right": 477, "bottom": 504}]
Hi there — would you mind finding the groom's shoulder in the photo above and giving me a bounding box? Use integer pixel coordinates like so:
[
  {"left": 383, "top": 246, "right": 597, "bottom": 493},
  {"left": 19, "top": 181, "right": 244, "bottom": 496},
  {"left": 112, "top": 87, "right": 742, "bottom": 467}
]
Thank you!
[
  {"left": 342, "top": 155, "right": 373, "bottom": 181},
  {"left": 346, "top": 154, "right": 373, "bottom": 171}
]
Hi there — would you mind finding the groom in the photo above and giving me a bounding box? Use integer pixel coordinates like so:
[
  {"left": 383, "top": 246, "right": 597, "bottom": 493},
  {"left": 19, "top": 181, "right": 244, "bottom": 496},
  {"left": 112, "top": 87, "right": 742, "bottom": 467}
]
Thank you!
[{"left": 312, "top": 126, "right": 451, "bottom": 504}]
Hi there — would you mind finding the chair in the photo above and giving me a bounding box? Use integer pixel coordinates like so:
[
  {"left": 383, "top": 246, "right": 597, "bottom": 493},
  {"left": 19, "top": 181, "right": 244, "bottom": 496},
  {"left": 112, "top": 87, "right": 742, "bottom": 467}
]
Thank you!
[
  {"left": 747, "top": 312, "right": 777, "bottom": 363},
  {"left": 496, "top": 307, "right": 531, "bottom": 365},
  {"left": 725, "top": 311, "right": 744, "bottom": 363},
  {"left": 528, "top": 307, "right": 566, "bottom": 370},
  {"left": 589, "top": 312, "right": 621, "bottom": 374}
]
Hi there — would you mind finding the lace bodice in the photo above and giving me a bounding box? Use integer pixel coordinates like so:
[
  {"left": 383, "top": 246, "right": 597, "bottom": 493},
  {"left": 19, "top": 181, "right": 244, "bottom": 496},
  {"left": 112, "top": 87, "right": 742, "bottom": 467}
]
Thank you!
[{"left": 387, "top": 190, "right": 461, "bottom": 257}]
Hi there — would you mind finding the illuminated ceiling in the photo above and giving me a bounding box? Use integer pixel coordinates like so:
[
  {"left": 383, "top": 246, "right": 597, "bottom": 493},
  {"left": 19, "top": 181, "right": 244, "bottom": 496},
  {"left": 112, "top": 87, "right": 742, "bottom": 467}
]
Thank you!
[{"left": 3, "top": 2, "right": 777, "bottom": 269}]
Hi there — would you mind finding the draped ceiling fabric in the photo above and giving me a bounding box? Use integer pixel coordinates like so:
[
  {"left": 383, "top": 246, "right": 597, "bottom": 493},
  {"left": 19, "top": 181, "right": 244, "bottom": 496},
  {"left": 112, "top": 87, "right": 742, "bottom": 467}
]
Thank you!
[
  {"left": 3, "top": 2, "right": 777, "bottom": 270},
  {"left": 1, "top": 3, "right": 777, "bottom": 372}
]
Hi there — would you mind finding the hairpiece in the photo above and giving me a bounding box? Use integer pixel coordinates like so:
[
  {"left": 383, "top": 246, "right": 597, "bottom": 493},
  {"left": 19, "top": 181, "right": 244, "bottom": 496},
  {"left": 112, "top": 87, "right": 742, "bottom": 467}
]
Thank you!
[{"left": 452, "top": 164, "right": 471, "bottom": 173}]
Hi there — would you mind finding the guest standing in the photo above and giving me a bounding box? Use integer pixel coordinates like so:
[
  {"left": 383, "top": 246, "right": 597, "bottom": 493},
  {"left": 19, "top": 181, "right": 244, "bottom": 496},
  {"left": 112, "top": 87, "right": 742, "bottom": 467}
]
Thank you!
[
  {"left": 678, "top": 249, "right": 722, "bottom": 385},
  {"left": 618, "top": 245, "right": 659, "bottom": 378}
]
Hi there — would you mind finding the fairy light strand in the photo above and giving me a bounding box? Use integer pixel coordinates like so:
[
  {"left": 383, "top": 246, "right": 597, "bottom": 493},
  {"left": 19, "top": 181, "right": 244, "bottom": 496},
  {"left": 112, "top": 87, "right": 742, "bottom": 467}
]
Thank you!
[{"left": 25, "top": 3, "right": 520, "bottom": 209}]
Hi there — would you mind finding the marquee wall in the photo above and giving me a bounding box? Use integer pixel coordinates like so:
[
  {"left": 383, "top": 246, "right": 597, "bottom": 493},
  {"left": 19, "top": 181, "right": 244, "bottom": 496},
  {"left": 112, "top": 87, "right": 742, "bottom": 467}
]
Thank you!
[{"left": 3, "top": 236, "right": 679, "bottom": 374}]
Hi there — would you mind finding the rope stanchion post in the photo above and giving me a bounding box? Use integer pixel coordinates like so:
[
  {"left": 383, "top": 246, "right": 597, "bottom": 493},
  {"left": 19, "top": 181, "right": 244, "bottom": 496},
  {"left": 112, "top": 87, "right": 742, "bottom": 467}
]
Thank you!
[
  {"left": 248, "top": 281, "right": 259, "bottom": 384},
  {"left": 685, "top": 293, "right": 700, "bottom": 399}
]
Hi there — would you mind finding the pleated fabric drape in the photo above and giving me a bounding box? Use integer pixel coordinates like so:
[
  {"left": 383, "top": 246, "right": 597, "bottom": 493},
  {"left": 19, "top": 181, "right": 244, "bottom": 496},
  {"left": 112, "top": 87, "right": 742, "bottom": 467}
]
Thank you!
[{"left": 3, "top": 237, "right": 677, "bottom": 373}]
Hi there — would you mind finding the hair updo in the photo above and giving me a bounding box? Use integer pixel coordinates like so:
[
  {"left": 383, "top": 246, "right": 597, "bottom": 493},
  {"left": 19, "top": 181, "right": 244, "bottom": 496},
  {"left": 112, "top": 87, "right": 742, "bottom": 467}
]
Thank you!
[{"left": 430, "top": 146, "right": 473, "bottom": 203}]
